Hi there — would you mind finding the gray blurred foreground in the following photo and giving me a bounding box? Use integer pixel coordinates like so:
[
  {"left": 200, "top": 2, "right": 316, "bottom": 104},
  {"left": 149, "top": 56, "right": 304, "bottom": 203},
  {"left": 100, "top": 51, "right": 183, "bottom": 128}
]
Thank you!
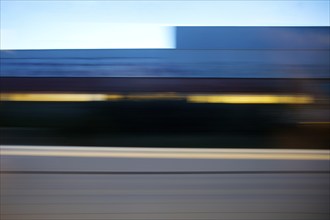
[{"left": 1, "top": 146, "right": 329, "bottom": 220}]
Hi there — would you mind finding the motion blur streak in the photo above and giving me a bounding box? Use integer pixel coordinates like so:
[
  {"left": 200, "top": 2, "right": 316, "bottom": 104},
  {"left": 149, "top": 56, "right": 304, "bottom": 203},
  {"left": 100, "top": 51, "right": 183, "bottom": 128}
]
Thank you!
[
  {"left": 0, "top": 93, "right": 314, "bottom": 104},
  {"left": 126, "top": 93, "right": 184, "bottom": 101},
  {"left": 0, "top": 93, "right": 108, "bottom": 102},
  {"left": 187, "top": 94, "right": 314, "bottom": 104},
  {"left": 1, "top": 146, "right": 329, "bottom": 160},
  {"left": 299, "top": 122, "right": 330, "bottom": 125},
  {"left": 105, "top": 94, "right": 125, "bottom": 101}
]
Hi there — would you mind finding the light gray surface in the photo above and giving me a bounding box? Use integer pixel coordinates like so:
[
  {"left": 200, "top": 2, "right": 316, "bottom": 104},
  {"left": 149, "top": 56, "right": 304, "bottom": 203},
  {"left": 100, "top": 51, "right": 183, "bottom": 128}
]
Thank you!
[
  {"left": 1, "top": 172, "right": 329, "bottom": 220},
  {"left": 1, "top": 156, "right": 329, "bottom": 172},
  {"left": 1, "top": 147, "right": 329, "bottom": 220}
]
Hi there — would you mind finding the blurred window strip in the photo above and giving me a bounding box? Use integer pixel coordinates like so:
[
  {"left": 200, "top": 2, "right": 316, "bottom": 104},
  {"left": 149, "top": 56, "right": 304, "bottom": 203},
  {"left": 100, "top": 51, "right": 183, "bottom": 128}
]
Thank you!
[{"left": 0, "top": 93, "right": 314, "bottom": 104}]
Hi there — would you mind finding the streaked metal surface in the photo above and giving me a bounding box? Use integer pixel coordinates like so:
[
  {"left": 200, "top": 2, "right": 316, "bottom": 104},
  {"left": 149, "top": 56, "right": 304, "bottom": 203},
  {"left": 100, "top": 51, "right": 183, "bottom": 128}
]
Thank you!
[
  {"left": 1, "top": 146, "right": 329, "bottom": 220},
  {"left": 1, "top": 146, "right": 329, "bottom": 160}
]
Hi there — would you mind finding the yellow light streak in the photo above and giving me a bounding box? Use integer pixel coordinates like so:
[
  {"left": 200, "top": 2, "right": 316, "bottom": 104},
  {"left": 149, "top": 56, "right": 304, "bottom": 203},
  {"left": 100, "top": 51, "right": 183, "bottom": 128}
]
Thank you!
[
  {"left": 105, "top": 94, "right": 124, "bottom": 101},
  {"left": 187, "top": 94, "right": 314, "bottom": 104},
  {"left": 0, "top": 93, "right": 314, "bottom": 104},
  {"left": 0, "top": 93, "right": 108, "bottom": 102}
]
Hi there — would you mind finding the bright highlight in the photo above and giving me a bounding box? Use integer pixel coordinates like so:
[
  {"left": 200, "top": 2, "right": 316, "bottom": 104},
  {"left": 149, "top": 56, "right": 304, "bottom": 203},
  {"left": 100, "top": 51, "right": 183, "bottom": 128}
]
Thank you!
[{"left": 1, "top": 93, "right": 314, "bottom": 104}]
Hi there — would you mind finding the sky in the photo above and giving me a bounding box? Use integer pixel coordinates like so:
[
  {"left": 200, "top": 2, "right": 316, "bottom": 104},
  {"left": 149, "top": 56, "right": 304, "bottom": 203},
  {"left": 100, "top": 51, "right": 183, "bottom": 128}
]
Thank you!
[{"left": 1, "top": 0, "right": 329, "bottom": 50}]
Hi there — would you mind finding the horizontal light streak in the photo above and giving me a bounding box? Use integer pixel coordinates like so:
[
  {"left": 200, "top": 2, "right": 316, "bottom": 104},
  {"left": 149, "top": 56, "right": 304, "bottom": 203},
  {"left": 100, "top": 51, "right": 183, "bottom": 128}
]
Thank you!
[
  {"left": 187, "top": 94, "right": 313, "bottom": 104},
  {"left": 0, "top": 93, "right": 314, "bottom": 104},
  {"left": 0, "top": 93, "right": 108, "bottom": 102},
  {"left": 1, "top": 146, "right": 329, "bottom": 160}
]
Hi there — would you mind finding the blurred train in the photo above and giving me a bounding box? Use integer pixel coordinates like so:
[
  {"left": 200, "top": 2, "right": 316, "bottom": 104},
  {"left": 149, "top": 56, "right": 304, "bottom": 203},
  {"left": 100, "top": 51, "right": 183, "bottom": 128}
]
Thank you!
[{"left": 1, "top": 27, "right": 329, "bottom": 148}]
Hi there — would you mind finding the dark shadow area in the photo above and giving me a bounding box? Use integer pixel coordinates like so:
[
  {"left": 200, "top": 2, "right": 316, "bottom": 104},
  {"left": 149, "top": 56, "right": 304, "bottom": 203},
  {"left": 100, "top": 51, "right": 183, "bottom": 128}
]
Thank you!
[{"left": 1, "top": 100, "right": 329, "bottom": 149}]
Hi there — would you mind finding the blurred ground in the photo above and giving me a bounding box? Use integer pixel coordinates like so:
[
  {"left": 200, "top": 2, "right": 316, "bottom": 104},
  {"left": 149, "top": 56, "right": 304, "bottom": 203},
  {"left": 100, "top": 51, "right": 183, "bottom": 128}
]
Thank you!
[{"left": 1, "top": 146, "right": 329, "bottom": 220}]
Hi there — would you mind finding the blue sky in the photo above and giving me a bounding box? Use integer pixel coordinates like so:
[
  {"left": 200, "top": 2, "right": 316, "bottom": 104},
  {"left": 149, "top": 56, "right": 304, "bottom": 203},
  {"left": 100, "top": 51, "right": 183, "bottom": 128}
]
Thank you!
[{"left": 1, "top": 0, "right": 329, "bottom": 50}]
